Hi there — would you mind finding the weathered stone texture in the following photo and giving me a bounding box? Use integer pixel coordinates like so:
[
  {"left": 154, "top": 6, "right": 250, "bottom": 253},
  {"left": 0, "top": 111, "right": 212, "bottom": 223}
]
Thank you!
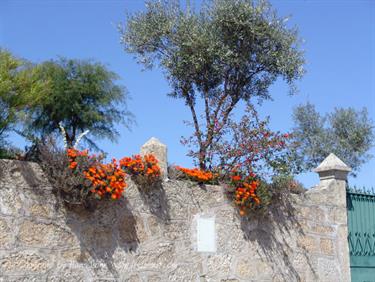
[
  {"left": 0, "top": 251, "right": 52, "bottom": 275},
  {"left": 140, "top": 137, "right": 168, "bottom": 180},
  {"left": 18, "top": 220, "right": 77, "bottom": 248},
  {"left": 0, "top": 218, "right": 12, "bottom": 248},
  {"left": 0, "top": 156, "right": 350, "bottom": 281}
]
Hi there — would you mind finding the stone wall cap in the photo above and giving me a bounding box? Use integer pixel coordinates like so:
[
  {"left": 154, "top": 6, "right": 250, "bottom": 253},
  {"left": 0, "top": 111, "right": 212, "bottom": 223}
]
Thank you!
[
  {"left": 141, "top": 137, "right": 166, "bottom": 148},
  {"left": 314, "top": 153, "right": 351, "bottom": 173}
]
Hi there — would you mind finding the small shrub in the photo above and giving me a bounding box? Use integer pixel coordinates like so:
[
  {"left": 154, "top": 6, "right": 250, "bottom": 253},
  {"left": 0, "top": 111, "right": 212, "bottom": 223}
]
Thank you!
[
  {"left": 270, "top": 175, "right": 305, "bottom": 195},
  {"left": 0, "top": 146, "right": 23, "bottom": 160},
  {"left": 34, "top": 140, "right": 95, "bottom": 207},
  {"left": 32, "top": 138, "right": 127, "bottom": 209},
  {"left": 167, "top": 165, "right": 185, "bottom": 180}
]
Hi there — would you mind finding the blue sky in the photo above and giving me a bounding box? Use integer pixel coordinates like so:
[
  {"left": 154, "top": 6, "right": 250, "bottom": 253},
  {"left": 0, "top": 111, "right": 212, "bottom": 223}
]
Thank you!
[{"left": 0, "top": 0, "right": 374, "bottom": 188}]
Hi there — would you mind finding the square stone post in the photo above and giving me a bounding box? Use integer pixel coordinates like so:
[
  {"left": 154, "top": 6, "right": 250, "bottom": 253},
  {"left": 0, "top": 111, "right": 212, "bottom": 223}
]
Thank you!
[
  {"left": 313, "top": 153, "right": 351, "bottom": 282},
  {"left": 140, "top": 137, "right": 168, "bottom": 180}
]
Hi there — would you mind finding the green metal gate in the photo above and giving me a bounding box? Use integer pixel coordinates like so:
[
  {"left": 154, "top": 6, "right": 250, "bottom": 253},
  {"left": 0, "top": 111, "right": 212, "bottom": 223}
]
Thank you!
[{"left": 347, "top": 187, "right": 375, "bottom": 282}]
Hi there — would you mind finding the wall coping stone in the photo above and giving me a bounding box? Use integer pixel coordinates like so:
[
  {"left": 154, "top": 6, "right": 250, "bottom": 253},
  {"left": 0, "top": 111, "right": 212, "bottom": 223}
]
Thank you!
[{"left": 314, "top": 153, "right": 351, "bottom": 181}]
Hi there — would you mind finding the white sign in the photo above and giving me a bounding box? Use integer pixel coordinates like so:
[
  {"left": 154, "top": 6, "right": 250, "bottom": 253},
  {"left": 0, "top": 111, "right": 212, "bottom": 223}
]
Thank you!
[{"left": 197, "top": 216, "right": 216, "bottom": 252}]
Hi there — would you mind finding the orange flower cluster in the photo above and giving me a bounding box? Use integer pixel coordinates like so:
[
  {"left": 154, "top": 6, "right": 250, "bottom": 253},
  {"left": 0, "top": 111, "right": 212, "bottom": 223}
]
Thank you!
[
  {"left": 234, "top": 179, "right": 261, "bottom": 216},
  {"left": 83, "top": 159, "right": 127, "bottom": 200},
  {"left": 66, "top": 148, "right": 162, "bottom": 202},
  {"left": 67, "top": 148, "right": 88, "bottom": 170},
  {"left": 175, "top": 166, "right": 215, "bottom": 183},
  {"left": 67, "top": 148, "right": 126, "bottom": 200},
  {"left": 120, "top": 154, "right": 161, "bottom": 183},
  {"left": 231, "top": 175, "right": 242, "bottom": 182}
]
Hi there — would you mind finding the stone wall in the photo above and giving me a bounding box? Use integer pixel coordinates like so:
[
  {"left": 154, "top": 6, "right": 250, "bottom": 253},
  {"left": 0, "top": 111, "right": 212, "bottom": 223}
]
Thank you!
[{"left": 0, "top": 143, "right": 351, "bottom": 281}]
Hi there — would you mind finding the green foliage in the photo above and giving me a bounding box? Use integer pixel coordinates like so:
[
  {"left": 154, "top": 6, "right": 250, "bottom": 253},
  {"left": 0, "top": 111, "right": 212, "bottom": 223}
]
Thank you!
[
  {"left": 0, "top": 49, "right": 45, "bottom": 152},
  {"left": 34, "top": 138, "right": 98, "bottom": 209},
  {"left": 120, "top": 0, "right": 304, "bottom": 169},
  {"left": 270, "top": 174, "right": 305, "bottom": 194},
  {"left": 291, "top": 103, "right": 374, "bottom": 176},
  {"left": 0, "top": 146, "right": 22, "bottom": 160},
  {"left": 183, "top": 104, "right": 295, "bottom": 178},
  {"left": 0, "top": 50, "right": 25, "bottom": 142},
  {"left": 254, "top": 180, "right": 272, "bottom": 212},
  {"left": 24, "top": 58, "right": 133, "bottom": 149}
]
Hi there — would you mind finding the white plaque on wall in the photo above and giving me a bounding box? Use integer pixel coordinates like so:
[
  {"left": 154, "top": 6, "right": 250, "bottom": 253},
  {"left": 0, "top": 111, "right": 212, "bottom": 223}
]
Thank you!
[{"left": 197, "top": 216, "right": 216, "bottom": 252}]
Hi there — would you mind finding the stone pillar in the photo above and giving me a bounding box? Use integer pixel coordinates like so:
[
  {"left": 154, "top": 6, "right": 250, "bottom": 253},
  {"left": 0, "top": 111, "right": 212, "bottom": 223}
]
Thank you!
[
  {"left": 313, "top": 153, "right": 352, "bottom": 282},
  {"left": 140, "top": 137, "right": 168, "bottom": 180}
]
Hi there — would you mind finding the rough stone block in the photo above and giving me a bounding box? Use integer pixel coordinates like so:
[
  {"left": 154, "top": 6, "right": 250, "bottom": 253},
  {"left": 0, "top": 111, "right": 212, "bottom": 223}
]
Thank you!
[
  {"left": 292, "top": 252, "right": 311, "bottom": 270},
  {"left": 0, "top": 275, "right": 47, "bottom": 282},
  {"left": 317, "top": 257, "right": 340, "bottom": 281},
  {"left": 119, "top": 216, "right": 148, "bottom": 243},
  {"left": 206, "top": 254, "right": 232, "bottom": 277},
  {"left": 297, "top": 236, "right": 319, "bottom": 253},
  {"left": 0, "top": 251, "right": 52, "bottom": 275},
  {"left": 310, "top": 224, "right": 335, "bottom": 235},
  {"left": 135, "top": 243, "right": 176, "bottom": 271},
  {"left": 124, "top": 275, "right": 141, "bottom": 282},
  {"left": 298, "top": 206, "right": 326, "bottom": 222},
  {"left": 140, "top": 137, "right": 168, "bottom": 180},
  {"left": 0, "top": 187, "right": 23, "bottom": 216},
  {"left": 47, "top": 265, "right": 86, "bottom": 282},
  {"left": 327, "top": 207, "right": 347, "bottom": 224},
  {"left": 163, "top": 220, "right": 189, "bottom": 241},
  {"left": 0, "top": 218, "right": 12, "bottom": 249},
  {"left": 235, "top": 257, "right": 271, "bottom": 279},
  {"left": 80, "top": 225, "right": 115, "bottom": 251},
  {"left": 146, "top": 215, "right": 161, "bottom": 236},
  {"left": 18, "top": 220, "right": 77, "bottom": 248},
  {"left": 61, "top": 248, "right": 89, "bottom": 263},
  {"left": 320, "top": 238, "right": 334, "bottom": 256},
  {"left": 147, "top": 274, "right": 163, "bottom": 282},
  {"left": 168, "top": 264, "right": 198, "bottom": 281},
  {"left": 29, "top": 204, "right": 55, "bottom": 219}
]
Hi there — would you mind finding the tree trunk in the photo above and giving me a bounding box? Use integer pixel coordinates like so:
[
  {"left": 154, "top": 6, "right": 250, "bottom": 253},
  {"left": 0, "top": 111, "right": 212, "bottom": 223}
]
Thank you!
[{"left": 199, "top": 148, "right": 206, "bottom": 170}]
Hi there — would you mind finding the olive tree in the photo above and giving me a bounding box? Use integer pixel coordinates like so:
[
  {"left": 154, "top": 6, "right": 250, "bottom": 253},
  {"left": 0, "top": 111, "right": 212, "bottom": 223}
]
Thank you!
[
  {"left": 120, "top": 0, "right": 304, "bottom": 169},
  {"left": 291, "top": 103, "right": 374, "bottom": 176}
]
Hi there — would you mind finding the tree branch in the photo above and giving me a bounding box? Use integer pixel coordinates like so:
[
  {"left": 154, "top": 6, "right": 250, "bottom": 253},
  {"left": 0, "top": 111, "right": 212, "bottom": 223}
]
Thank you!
[{"left": 185, "top": 91, "right": 202, "bottom": 147}]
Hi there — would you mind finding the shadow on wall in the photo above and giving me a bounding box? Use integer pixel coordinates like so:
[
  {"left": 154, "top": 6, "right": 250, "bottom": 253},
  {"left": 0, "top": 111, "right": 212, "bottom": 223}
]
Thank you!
[
  {"left": 137, "top": 181, "right": 170, "bottom": 222},
  {"left": 2, "top": 159, "right": 174, "bottom": 279},
  {"left": 236, "top": 191, "right": 316, "bottom": 282},
  {"left": 5, "top": 160, "right": 142, "bottom": 279},
  {"left": 61, "top": 179, "right": 173, "bottom": 278},
  {"left": 63, "top": 199, "right": 139, "bottom": 278},
  {"left": 5, "top": 160, "right": 61, "bottom": 211}
]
